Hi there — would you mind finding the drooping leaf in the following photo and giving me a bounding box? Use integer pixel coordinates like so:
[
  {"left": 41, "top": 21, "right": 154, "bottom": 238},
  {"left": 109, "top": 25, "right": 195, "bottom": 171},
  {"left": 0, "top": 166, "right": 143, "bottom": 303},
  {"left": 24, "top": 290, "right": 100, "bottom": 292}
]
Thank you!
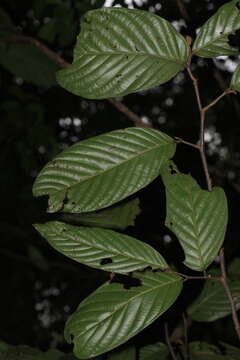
[
  {"left": 187, "top": 272, "right": 240, "bottom": 322},
  {"left": 57, "top": 8, "right": 189, "bottom": 99},
  {"left": 139, "top": 342, "right": 169, "bottom": 360},
  {"left": 65, "top": 271, "right": 183, "bottom": 358},
  {"left": 192, "top": 0, "right": 240, "bottom": 57},
  {"left": 62, "top": 198, "right": 141, "bottom": 231},
  {"left": 189, "top": 342, "right": 233, "bottom": 360},
  {"left": 0, "top": 43, "right": 59, "bottom": 86},
  {"left": 34, "top": 221, "right": 168, "bottom": 273},
  {"left": 161, "top": 162, "right": 228, "bottom": 271},
  {"left": 32, "top": 127, "right": 176, "bottom": 213},
  {"left": 230, "top": 64, "right": 240, "bottom": 91},
  {"left": 107, "top": 346, "right": 136, "bottom": 360}
]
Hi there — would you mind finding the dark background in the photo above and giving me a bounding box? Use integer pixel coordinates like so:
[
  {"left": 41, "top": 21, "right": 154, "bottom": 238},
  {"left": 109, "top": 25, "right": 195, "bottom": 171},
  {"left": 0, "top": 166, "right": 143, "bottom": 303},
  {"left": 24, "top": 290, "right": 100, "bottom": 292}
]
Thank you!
[{"left": 0, "top": 0, "right": 240, "bottom": 354}]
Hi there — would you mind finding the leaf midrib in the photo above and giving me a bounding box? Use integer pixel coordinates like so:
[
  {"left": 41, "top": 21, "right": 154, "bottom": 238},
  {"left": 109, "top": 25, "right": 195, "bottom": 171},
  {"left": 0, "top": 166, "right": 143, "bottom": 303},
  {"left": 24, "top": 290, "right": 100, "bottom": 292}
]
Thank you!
[
  {"left": 75, "top": 51, "right": 185, "bottom": 66},
  {"left": 36, "top": 139, "right": 174, "bottom": 196},
  {"left": 51, "top": 228, "right": 166, "bottom": 271},
  {"left": 74, "top": 276, "right": 181, "bottom": 339}
]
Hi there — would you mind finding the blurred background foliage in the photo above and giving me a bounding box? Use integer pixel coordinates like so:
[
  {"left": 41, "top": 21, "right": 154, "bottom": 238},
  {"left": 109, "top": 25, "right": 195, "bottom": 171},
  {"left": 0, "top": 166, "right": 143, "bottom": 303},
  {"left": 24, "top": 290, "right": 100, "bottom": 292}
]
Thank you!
[{"left": 1, "top": 0, "right": 240, "bottom": 355}]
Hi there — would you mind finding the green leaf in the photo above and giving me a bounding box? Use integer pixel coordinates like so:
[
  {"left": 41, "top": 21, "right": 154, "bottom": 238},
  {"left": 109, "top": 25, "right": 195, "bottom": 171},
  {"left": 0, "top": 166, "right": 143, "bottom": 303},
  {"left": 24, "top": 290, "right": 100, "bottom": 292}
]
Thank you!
[
  {"left": 61, "top": 198, "right": 141, "bottom": 231},
  {"left": 221, "top": 342, "right": 240, "bottom": 358},
  {"left": 57, "top": 8, "right": 189, "bottom": 99},
  {"left": 230, "top": 64, "right": 240, "bottom": 91},
  {"left": 33, "top": 127, "right": 176, "bottom": 213},
  {"left": 139, "top": 343, "right": 169, "bottom": 360},
  {"left": 65, "top": 271, "right": 183, "bottom": 358},
  {"left": 161, "top": 162, "right": 228, "bottom": 271},
  {"left": 0, "top": 43, "right": 59, "bottom": 87},
  {"left": 187, "top": 273, "right": 240, "bottom": 322},
  {"left": 0, "top": 341, "right": 73, "bottom": 360},
  {"left": 192, "top": 0, "right": 240, "bottom": 57},
  {"left": 107, "top": 346, "right": 136, "bottom": 360},
  {"left": 189, "top": 342, "right": 233, "bottom": 360},
  {"left": 34, "top": 221, "right": 168, "bottom": 273}
]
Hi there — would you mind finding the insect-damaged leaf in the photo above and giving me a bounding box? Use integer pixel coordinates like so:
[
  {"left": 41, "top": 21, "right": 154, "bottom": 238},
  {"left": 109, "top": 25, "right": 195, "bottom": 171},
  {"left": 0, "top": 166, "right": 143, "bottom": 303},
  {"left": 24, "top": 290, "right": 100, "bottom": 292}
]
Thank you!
[
  {"left": 34, "top": 221, "right": 168, "bottom": 274},
  {"left": 64, "top": 271, "right": 182, "bottom": 358},
  {"left": 32, "top": 127, "right": 176, "bottom": 213},
  {"left": 161, "top": 162, "right": 228, "bottom": 271},
  {"left": 57, "top": 8, "right": 189, "bottom": 99},
  {"left": 192, "top": 0, "right": 240, "bottom": 58}
]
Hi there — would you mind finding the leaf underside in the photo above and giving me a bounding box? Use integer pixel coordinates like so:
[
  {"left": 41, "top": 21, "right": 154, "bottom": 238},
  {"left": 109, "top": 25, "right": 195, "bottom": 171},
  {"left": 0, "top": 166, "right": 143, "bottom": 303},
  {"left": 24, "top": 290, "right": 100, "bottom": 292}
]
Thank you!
[
  {"left": 192, "top": 0, "right": 240, "bottom": 57},
  {"left": 61, "top": 197, "right": 141, "bottom": 231},
  {"left": 65, "top": 271, "right": 182, "bottom": 358},
  {"left": 57, "top": 8, "right": 189, "bottom": 99},
  {"left": 162, "top": 162, "right": 228, "bottom": 271},
  {"left": 32, "top": 127, "right": 176, "bottom": 213},
  {"left": 34, "top": 221, "right": 168, "bottom": 273},
  {"left": 188, "top": 273, "right": 240, "bottom": 322}
]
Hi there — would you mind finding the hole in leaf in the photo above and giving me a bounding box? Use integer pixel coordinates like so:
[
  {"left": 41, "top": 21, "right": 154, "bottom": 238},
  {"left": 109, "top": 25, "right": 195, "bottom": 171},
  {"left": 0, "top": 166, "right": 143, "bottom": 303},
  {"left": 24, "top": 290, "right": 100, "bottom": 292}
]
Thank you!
[
  {"left": 170, "top": 221, "right": 173, "bottom": 226},
  {"left": 135, "top": 46, "right": 140, "bottom": 52},
  {"left": 70, "top": 334, "right": 74, "bottom": 342},
  {"left": 100, "top": 258, "right": 113, "bottom": 265},
  {"left": 228, "top": 29, "right": 240, "bottom": 51},
  {"left": 236, "top": 2, "right": 240, "bottom": 10},
  {"left": 83, "top": 17, "right": 91, "bottom": 24},
  {"left": 170, "top": 165, "right": 177, "bottom": 175},
  {"left": 112, "top": 274, "right": 142, "bottom": 290}
]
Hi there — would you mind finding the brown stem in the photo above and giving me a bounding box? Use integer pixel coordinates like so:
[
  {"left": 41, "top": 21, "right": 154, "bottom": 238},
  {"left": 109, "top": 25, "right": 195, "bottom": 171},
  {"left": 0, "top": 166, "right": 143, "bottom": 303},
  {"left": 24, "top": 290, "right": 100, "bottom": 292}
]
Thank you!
[
  {"left": 203, "top": 89, "right": 237, "bottom": 112},
  {"left": 186, "top": 64, "right": 212, "bottom": 191},
  {"left": 108, "top": 98, "right": 151, "bottom": 128},
  {"left": 1, "top": 35, "right": 147, "bottom": 127},
  {"left": 219, "top": 248, "right": 240, "bottom": 341},
  {"left": 174, "top": 136, "right": 200, "bottom": 150},
  {"left": 165, "top": 323, "right": 178, "bottom": 360},
  {"left": 176, "top": 0, "right": 190, "bottom": 21},
  {"left": 182, "top": 313, "right": 189, "bottom": 360},
  {"left": 165, "top": 268, "right": 220, "bottom": 281}
]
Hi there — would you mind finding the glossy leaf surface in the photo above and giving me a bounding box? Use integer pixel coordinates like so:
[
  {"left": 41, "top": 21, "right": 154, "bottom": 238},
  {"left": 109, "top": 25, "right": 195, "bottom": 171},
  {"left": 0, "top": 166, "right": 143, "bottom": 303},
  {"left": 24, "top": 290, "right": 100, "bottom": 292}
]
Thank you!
[
  {"left": 139, "top": 343, "right": 169, "bottom": 360},
  {"left": 162, "top": 162, "right": 228, "bottom": 271},
  {"left": 193, "top": 0, "right": 240, "bottom": 57},
  {"left": 65, "top": 271, "right": 182, "bottom": 358},
  {"left": 61, "top": 198, "right": 141, "bottom": 231},
  {"left": 33, "top": 128, "right": 176, "bottom": 213},
  {"left": 34, "top": 221, "right": 168, "bottom": 273},
  {"left": 230, "top": 64, "right": 240, "bottom": 91},
  {"left": 0, "top": 43, "right": 59, "bottom": 86},
  {"left": 57, "top": 8, "right": 189, "bottom": 99},
  {"left": 188, "top": 272, "right": 240, "bottom": 322}
]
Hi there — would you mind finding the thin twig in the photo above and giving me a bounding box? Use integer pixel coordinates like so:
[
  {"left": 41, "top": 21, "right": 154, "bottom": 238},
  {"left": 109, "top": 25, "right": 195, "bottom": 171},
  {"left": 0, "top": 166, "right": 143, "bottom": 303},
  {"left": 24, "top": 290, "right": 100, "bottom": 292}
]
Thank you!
[
  {"left": 165, "top": 323, "right": 178, "bottom": 360},
  {"left": 176, "top": 0, "right": 190, "bottom": 21},
  {"left": 182, "top": 313, "right": 189, "bottom": 360},
  {"left": 1, "top": 35, "right": 147, "bottom": 127},
  {"left": 186, "top": 63, "right": 212, "bottom": 191},
  {"left": 203, "top": 89, "right": 237, "bottom": 112},
  {"left": 165, "top": 268, "right": 220, "bottom": 281},
  {"left": 108, "top": 98, "right": 151, "bottom": 128},
  {"left": 219, "top": 248, "right": 240, "bottom": 341},
  {"left": 174, "top": 136, "right": 200, "bottom": 150}
]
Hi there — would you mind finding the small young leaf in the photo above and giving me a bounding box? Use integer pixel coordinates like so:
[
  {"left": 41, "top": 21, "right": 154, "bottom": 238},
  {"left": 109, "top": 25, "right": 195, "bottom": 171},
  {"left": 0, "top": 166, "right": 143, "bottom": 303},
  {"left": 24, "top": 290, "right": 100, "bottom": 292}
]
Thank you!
[
  {"left": 57, "top": 8, "right": 189, "bottom": 99},
  {"left": 162, "top": 162, "right": 228, "bottom": 271},
  {"left": 0, "top": 43, "right": 59, "bottom": 87},
  {"left": 107, "top": 346, "right": 136, "bottom": 360},
  {"left": 34, "top": 221, "right": 168, "bottom": 273},
  {"left": 139, "top": 343, "right": 169, "bottom": 360},
  {"left": 230, "top": 64, "right": 240, "bottom": 91},
  {"left": 61, "top": 198, "right": 141, "bottom": 231},
  {"left": 192, "top": 0, "right": 240, "bottom": 58},
  {"left": 187, "top": 273, "right": 240, "bottom": 322},
  {"left": 33, "top": 127, "right": 176, "bottom": 213},
  {"left": 65, "top": 271, "right": 183, "bottom": 358}
]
